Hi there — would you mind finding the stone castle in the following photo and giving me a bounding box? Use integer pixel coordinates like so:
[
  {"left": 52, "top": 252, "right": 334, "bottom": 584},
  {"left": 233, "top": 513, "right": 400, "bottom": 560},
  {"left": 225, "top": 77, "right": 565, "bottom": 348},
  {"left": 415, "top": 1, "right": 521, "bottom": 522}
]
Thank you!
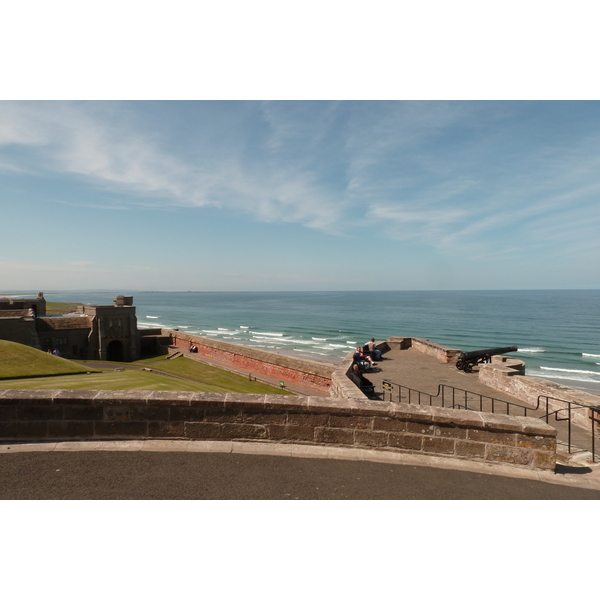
[{"left": 0, "top": 293, "right": 140, "bottom": 361}]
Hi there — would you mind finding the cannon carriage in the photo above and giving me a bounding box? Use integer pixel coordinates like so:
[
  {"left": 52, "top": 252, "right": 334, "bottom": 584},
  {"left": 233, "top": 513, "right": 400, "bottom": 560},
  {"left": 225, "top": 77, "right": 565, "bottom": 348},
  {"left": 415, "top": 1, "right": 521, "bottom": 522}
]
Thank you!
[{"left": 455, "top": 346, "right": 518, "bottom": 373}]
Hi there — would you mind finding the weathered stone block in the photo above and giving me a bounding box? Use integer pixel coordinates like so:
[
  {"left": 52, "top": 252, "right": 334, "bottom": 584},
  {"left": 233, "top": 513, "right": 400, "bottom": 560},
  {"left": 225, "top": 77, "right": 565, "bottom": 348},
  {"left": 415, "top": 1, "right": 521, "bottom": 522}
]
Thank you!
[
  {"left": 348, "top": 399, "right": 392, "bottom": 417},
  {"left": 48, "top": 421, "right": 94, "bottom": 439},
  {"left": 514, "top": 416, "right": 557, "bottom": 437},
  {"left": 430, "top": 424, "right": 467, "bottom": 440},
  {"left": 407, "top": 421, "right": 437, "bottom": 436},
  {"left": 168, "top": 405, "right": 206, "bottom": 421},
  {"left": 146, "top": 393, "right": 191, "bottom": 406},
  {"left": 390, "top": 402, "right": 435, "bottom": 423},
  {"left": 422, "top": 436, "right": 455, "bottom": 455},
  {"left": 225, "top": 393, "right": 265, "bottom": 411},
  {"left": 372, "top": 417, "right": 407, "bottom": 433},
  {"left": 190, "top": 392, "right": 228, "bottom": 408},
  {"left": 17, "top": 405, "right": 62, "bottom": 421},
  {"left": 0, "top": 421, "right": 48, "bottom": 440},
  {"left": 63, "top": 404, "right": 104, "bottom": 421},
  {"left": 0, "top": 390, "right": 57, "bottom": 403},
  {"left": 103, "top": 406, "right": 134, "bottom": 422},
  {"left": 532, "top": 450, "right": 556, "bottom": 471},
  {"left": 149, "top": 421, "right": 185, "bottom": 438},
  {"left": 314, "top": 427, "right": 354, "bottom": 445},
  {"left": 94, "top": 421, "right": 148, "bottom": 438},
  {"left": 286, "top": 412, "right": 329, "bottom": 427},
  {"left": 455, "top": 440, "right": 486, "bottom": 459},
  {"left": 308, "top": 397, "right": 352, "bottom": 415},
  {"left": 130, "top": 405, "right": 169, "bottom": 422},
  {"left": 354, "top": 430, "right": 388, "bottom": 447},
  {"left": 204, "top": 408, "right": 243, "bottom": 423},
  {"left": 515, "top": 434, "right": 556, "bottom": 451},
  {"left": 467, "top": 429, "right": 517, "bottom": 446},
  {"left": 94, "top": 390, "right": 151, "bottom": 404},
  {"left": 269, "top": 424, "right": 315, "bottom": 442},
  {"left": 243, "top": 411, "right": 288, "bottom": 425},
  {"left": 481, "top": 413, "right": 524, "bottom": 433},
  {"left": 221, "top": 423, "right": 267, "bottom": 439},
  {"left": 185, "top": 421, "right": 221, "bottom": 439},
  {"left": 329, "top": 414, "right": 373, "bottom": 430},
  {"left": 429, "top": 406, "right": 485, "bottom": 429},
  {"left": 53, "top": 390, "right": 99, "bottom": 403},
  {"left": 0, "top": 406, "right": 18, "bottom": 421},
  {"left": 485, "top": 445, "right": 532, "bottom": 466},
  {"left": 387, "top": 433, "right": 422, "bottom": 451},
  {"left": 264, "top": 396, "right": 310, "bottom": 412}
]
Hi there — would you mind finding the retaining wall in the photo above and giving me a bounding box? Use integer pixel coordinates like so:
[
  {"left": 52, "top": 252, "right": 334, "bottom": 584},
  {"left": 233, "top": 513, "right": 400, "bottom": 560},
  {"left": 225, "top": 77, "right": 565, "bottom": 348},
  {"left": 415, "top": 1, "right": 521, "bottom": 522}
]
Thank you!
[
  {"left": 167, "top": 330, "right": 336, "bottom": 393},
  {"left": 0, "top": 389, "right": 556, "bottom": 470}
]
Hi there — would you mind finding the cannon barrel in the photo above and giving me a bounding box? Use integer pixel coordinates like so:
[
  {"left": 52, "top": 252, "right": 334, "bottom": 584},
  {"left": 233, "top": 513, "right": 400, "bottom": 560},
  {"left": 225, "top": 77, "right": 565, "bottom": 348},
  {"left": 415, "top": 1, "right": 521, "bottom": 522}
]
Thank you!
[
  {"left": 456, "top": 346, "right": 518, "bottom": 372},
  {"left": 459, "top": 346, "right": 518, "bottom": 360}
]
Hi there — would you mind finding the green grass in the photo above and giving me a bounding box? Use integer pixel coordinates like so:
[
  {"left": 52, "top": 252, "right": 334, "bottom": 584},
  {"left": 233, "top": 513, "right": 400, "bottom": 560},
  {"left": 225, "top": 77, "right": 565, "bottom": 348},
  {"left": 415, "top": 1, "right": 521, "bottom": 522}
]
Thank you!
[
  {"left": 0, "top": 370, "right": 217, "bottom": 391},
  {"left": 138, "top": 356, "right": 294, "bottom": 394},
  {"left": 45, "top": 301, "right": 81, "bottom": 314},
  {"left": 0, "top": 349, "right": 294, "bottom": 394},
  {"left": 0, "top": 340, "right": 93, "bottom": 379}
]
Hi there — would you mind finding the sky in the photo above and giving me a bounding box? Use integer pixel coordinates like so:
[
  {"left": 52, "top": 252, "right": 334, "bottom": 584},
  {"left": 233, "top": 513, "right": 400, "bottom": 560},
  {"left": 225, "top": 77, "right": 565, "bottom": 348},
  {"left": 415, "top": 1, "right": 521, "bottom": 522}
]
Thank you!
[
  {"left": 2, "top": 100, "right": 599, "bottom": 292},
  {"left": 1, "top": 3, "right": 599, "bottom": 293}
]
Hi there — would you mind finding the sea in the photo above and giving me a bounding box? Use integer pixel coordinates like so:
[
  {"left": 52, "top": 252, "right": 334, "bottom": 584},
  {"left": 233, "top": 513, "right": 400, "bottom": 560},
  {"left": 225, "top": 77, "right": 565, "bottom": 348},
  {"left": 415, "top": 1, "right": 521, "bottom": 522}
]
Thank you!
[{"left": 8, "top": 289, "right": 600, "bottom": 393}]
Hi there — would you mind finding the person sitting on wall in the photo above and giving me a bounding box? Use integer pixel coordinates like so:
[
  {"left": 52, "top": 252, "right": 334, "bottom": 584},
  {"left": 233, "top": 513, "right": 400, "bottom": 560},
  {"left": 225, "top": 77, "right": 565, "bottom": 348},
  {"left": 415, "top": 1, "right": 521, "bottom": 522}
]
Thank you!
[
  {"left": 364, "top": 338, "right": 382, "bottom": 361},
  {"left": 351, "top": 364, "right": 375, "bottom": 397},
  {"left": 353, "top": 347, "right": 374, "bottom": 371}
]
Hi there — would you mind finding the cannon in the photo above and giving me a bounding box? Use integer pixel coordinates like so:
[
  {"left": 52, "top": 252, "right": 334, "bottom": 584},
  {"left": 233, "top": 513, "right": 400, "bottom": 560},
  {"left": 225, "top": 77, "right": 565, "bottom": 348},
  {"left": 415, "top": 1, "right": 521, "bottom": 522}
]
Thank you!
[{"left": 455, "top": 346, "right": 518, "bottom": 373}]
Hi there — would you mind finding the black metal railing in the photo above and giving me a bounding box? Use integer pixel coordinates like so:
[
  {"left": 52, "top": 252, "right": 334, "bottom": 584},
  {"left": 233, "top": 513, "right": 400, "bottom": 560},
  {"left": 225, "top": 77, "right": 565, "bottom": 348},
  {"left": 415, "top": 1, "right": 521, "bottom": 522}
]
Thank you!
[{"left": 382, "top": 379, "right": 600, "bottom": 462}]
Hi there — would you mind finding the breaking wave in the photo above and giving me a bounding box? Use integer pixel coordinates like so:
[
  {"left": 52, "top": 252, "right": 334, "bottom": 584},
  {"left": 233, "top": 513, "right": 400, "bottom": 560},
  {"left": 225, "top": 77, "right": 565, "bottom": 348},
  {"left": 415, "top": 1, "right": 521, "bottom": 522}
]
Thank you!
[{"left": 518, "top": 348, "right": 546, "bottom": 353}]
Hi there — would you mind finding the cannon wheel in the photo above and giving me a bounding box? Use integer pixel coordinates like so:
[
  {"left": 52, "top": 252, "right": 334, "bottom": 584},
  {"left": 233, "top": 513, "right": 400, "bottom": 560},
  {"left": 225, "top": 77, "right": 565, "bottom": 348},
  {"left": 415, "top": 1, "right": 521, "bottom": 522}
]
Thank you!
[
  {"left": 456, "top": 359, "right": 464, "bottom": 371},
  {"left": 463, "top": 362, "right": 473, "bottom": 373}
]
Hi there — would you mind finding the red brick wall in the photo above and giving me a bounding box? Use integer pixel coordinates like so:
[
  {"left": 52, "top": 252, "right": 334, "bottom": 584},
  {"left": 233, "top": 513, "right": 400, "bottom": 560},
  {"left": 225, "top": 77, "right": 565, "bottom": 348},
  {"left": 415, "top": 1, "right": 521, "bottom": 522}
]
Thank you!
[{"left": 171, "top": 333, "right": 333, "bottom": 392}]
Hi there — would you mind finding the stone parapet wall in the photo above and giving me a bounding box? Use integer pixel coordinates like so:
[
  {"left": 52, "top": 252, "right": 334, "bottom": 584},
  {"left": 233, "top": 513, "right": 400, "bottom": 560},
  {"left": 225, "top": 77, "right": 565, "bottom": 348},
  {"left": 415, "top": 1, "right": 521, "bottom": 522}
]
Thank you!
[
  {"left": 0, "top": 389, "right": 556, "bottom": 470},
  {"left": 330, "top": 353, "right": 369, "bottom": 401},
  {"left": 167, "top": 330, "right": 336, "bottom": 393},
  {"left": 410, "top": 338, "right": 462, "bottom": 363}
]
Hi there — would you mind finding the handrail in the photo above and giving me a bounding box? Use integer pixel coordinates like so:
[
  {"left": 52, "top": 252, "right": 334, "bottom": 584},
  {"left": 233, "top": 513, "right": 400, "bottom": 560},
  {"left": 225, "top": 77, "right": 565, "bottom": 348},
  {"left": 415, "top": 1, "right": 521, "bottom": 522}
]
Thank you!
[{"left": 382, "top": 380, "right": 600, "bottom": 462}]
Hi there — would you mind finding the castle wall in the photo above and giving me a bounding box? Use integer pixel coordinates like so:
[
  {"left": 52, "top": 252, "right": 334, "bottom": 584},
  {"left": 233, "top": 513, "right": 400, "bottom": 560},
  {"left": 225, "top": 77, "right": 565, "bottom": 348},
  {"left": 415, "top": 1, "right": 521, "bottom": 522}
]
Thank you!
[
  {"left": 0, "top": 317, "right": 41, "bottom": 349},
  {"left": 167, "top": 330, "right": 335, "bottom": 393}
]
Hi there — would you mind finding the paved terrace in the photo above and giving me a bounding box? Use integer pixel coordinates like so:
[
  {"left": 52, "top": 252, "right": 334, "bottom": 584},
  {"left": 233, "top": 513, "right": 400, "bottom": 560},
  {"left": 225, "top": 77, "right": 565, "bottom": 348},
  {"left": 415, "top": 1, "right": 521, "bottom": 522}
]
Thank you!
[{"left": 365, "top": 346, "right": 597, "bottom": 460}]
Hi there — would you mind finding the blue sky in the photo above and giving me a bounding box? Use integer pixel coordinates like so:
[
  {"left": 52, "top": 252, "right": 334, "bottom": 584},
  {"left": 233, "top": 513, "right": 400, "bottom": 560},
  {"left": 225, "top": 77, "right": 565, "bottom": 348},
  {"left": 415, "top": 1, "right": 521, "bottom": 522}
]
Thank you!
[{"left": 1, "top": 100, "right": 599, "bottom": 292}]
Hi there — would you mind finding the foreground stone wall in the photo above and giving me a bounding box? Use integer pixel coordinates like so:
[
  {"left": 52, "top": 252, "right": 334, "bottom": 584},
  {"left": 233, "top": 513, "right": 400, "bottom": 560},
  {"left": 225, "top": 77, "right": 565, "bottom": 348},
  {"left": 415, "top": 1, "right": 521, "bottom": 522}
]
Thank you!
[
  {"left": 0, "top": 389, "right": 556, "bottom": 470},
  {"left": 167, "top": 330, "right": 336, "bottom": 393}
]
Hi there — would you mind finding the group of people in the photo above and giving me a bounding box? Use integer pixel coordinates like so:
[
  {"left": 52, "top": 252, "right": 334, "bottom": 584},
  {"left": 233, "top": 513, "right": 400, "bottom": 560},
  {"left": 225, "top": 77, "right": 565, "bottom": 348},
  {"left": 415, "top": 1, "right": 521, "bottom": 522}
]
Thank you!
[
  {"left": 352, "top": 338, "right": 382, "bottom": 371},
  {"left": 350, "top": 338, "right": 383, "bottom": 398}
]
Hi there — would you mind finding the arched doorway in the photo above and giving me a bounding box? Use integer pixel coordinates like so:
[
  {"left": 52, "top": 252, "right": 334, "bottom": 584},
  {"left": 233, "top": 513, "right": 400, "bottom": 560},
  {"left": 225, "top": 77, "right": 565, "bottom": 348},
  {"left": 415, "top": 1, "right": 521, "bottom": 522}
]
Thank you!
[{"left": 106, "top": 340, "right": 124, "bottom": 361}]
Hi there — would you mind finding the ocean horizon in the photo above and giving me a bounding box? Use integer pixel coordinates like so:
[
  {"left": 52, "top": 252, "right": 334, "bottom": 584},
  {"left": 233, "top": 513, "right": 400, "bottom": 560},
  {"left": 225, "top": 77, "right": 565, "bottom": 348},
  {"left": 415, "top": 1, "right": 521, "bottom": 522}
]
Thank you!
[{"left": 5, "top": 289, "right": 600, "bottom": 393}]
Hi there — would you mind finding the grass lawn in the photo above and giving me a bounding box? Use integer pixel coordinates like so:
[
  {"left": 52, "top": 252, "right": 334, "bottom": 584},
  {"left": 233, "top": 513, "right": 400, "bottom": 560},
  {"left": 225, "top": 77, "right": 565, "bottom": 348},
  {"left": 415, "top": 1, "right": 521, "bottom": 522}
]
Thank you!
[
  {"left": 0, "top": 340, "right": 94, "bottom": 379},
  {"left": 0, "top": 340, "right": 294, "bottom": 394},
  {"left": 0, "top": 370, "right": 221, "bottom": 392},
  {"left": 45, "top": 301, "right": 81, "bottom": 314},
  {"left": 0, "top": 349, "right": 294, "bottom": 394},
  {"left": 139, "top": 356, "right": 295, "bottom": 394}
]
